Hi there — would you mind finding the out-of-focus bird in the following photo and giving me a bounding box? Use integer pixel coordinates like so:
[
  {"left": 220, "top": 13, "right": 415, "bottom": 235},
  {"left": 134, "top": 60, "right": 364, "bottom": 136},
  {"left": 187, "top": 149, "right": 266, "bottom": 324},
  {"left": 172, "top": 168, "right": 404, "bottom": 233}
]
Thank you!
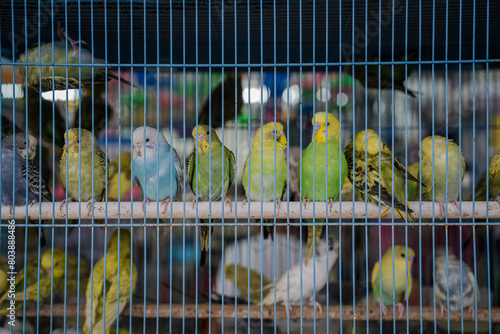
[
  {"left": 84, "top": 229, "right": 138, "bottom": 334},
  {"left": 435, "top": 249, "right": 478, "bottom": 318},
  {"left": 344, "top": 51, "right": 419, "bottom": 97},
  {"left": 187, "top": 125, "right": 235, "bottom": 266},
  {"left": 407, "top": 162, "right": 420, "bottom": 201},
  {"left": 420, "top": 135, "right": 466, "bottom": 218},
  {"left": 2, "top": 133, "right": 52, "bottom": 247},
  {"left": 17, "top": 24, "right": 134, "bottom": 92},
  {"left": 59, "top": 128, "right": 108, "bottom": 214},
  {"left": 0, "top": 256, "right": 8, "bottom": 297},
  {"left": 107, "top": 152, "right": 132, "bottom": 201},
  {"left": 299, "top": 112, "right": 348, "bottom": 264},
  {"left": 224, "top": 264, "right": 271, "bottom": 304},
  {"left": 344, "top": 129, "right": 419, "bottom": 222},
  {"left": 261, "top": 238, "right": 339, "bottom": 315},
  {"left": 198, "top": 71, "right": 243, "bottom": 129},
  {"left": 132, "top": 126, "right": 183, "bottom": 212},
  {"left": 73, "top": 84, "right": 114, "bottom": 139},
  {"left": 371, "top": 245, "right": 415, "bottom": 317},
  {"left": 242, "top": 122, "right": 288, "bottom": 239},
  {"left": 474, "top": 150, "right": 500, "bottom": 202}
]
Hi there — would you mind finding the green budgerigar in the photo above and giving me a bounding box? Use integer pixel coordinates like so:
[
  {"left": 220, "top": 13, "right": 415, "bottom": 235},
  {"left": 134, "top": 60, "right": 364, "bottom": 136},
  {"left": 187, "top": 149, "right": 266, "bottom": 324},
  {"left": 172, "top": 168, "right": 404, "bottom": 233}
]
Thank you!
[
  {"left": 187, "top": 125, "right": 235, "bottom": 266},
  {"left": 371, "top": 245, "right": 415, "bottom": 317},
  {"left": 242, "top": 122, "right": 288, "bottom": 239},
  {"left": 84, "top": 229, "right": 138, "bottom": 334},
  {"left": 59, "top": 128, "right": 108, "bottom": 214},
  {"left": 224, "top": 264, "right": 271, "bottom": 304},
  {"left": 420, "top": 135, "right": 466, "bottom": 218},
  {"left": 474, "top": 150, "right": 500, "bottom": 202},
  {"left": 299, "top": 112, "right": 348, "bottom": 264}
]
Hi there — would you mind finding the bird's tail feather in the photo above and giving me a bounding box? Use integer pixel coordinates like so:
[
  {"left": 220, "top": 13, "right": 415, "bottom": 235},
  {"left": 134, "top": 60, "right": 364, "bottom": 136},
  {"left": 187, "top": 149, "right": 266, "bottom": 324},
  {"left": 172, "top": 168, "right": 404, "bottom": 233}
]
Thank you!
[{"left": 200, "top": 221, "right": 213, "bottom": 267}]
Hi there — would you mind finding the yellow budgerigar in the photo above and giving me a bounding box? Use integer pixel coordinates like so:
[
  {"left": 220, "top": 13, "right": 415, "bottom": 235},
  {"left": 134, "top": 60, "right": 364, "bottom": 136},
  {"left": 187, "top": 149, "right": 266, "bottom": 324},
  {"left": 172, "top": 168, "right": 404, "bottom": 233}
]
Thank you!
[
  {"left": 84, "top": 229, "right": 138, "bottom": 334},
  {"left": 107, "top": 152, "right": 132, "bottom": 201},
  {"left": 474, "top": 150, "right": 500, "bottom": 202},
  {"left": 420, "top": 136, "right": 466, "bottom": 218}
]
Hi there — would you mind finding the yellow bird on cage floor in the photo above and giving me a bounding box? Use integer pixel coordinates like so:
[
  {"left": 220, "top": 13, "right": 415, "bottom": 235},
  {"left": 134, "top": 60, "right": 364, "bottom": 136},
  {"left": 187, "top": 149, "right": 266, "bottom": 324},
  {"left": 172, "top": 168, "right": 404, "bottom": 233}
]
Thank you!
[{"left": 107, "top": 152, "right": 133, "bottom": 201}]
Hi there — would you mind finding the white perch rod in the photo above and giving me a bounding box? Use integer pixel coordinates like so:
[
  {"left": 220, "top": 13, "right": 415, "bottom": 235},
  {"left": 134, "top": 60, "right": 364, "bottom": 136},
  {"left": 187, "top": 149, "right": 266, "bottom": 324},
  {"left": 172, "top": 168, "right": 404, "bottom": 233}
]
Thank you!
[{"left": 1, "top": 201, "right": 499, "bottom": 220}]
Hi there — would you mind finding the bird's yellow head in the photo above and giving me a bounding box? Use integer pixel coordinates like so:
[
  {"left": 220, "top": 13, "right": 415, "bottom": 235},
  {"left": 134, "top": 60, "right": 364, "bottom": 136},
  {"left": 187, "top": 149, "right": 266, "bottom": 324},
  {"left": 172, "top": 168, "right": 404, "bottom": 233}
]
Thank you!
[
  {"left": 41, "top": 249, "right": 66, "bottom": 279},
  {"left": 354, "top": 129, "right": 390, "bottom": 156},
  {"left": 63, "top": 128, "right": 96, "bottom": 155},
  {"left": 312, "top": 112, "right": 341, "bottom": 143},
  {"left": 252, "top": 122, "right": 287, "bottom": 149},
  {"left": 385, "top": 245, "right": 415, "bottom": 271},
  {"left": 108, "top": 229, "right": 132, "bottom": 254},
  {"left": 421, "top": 135, "right": 448, "bottom": 157},
  {"left": 192, "top": 125, "right": 221, "bottom": 154}
]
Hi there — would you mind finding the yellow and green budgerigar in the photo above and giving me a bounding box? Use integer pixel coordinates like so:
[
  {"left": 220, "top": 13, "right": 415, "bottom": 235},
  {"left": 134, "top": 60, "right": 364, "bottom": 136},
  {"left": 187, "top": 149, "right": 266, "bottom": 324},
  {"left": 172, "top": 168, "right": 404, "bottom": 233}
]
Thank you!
[
  {"left": 242, "top": 122, "right": 288, "bottom": 239},
  {"left": 59, "top": 128, "right": 109, "bottom": 214},
  {"left": 344, "top": 129, "right": 419, "bottom": 222},
  {"left": 84, "top": 229, "right": 138, "bottom": 334},
  {"left": 0, "top": 256, "right": 9, "bottom": 298},
  {"left": 299, "top": 112, "right": 348, "bottom": 264},
  {"left": 420, "top": 135, "right": 466, "bottom": 218},
  {"left": 407, "top": 162, "right": 420, "bottom": 201},
  {"left": 474, "top": 150, "right": 500, "bottom": 202},
  {"left": 224, "top": 264, "right": 271, "bottom": 304},
  {"left": 187, "top": 125, "right": 235, "bottom": 267},
  {"left": 371, "top": 245, "right": 415, "bottom": 317},
  {"left": 107, "top": 152, "right": 132, "bottom": 201}
]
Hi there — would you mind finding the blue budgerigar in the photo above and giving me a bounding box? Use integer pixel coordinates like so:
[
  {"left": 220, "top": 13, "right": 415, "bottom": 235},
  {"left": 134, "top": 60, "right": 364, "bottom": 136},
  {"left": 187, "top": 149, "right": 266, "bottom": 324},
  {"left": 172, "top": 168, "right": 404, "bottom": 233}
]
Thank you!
[{"left": 132, "top": 126, "right": 183, "bottom": 212}]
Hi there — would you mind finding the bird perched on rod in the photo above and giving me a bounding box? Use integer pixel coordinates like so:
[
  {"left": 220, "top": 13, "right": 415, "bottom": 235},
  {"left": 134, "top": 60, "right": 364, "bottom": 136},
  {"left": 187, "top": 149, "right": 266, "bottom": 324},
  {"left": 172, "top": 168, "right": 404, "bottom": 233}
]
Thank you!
[
  {"left": 261, "top": 238, "right": 339, "bottom": 315},
  {"left": 132, "top": 126, "right": 183, "bottom": 212},
  {"left": 371, "top": 245, "right": 415, "bottom": 317},
  {"left": 242, "top": 122, "right": 288, "bottom": 239},
  {"left": 107, "top": 152, "right": 132, "bottom": 201},
  {"left": 344, "top": 51, "right": 419, "bottom": 97},
  {"left": 17, "top": 23, "right": 134, "bottom": 92},
  {"left": 59, "top": 128, "right": 108, "bottom": 214},
  {"left": 344, "top": 129, "right": 419, "bottom": 222},
  {"left": 224, "top": 264, "right": 271, "bottom": 304},
  {"left": 299, "top": 112, "right": 348, "bottom": 264},
  {"left": 473, "top": 150, "right": 500, "bottom": 202},
  {"left": 187, "top": 125, "right": 235, "bottom": 267},
  {"left": 435, "top": 248, "right": 478, "bottom": 318},
  {"left": 2, "top": 133, "right": 53, "bottom": 247},
  {"left": 420, "top": 135, "right": 466, "bottom": 218},
  {"left": 84, "top": 229, "right": 138, "bottom": 334}
]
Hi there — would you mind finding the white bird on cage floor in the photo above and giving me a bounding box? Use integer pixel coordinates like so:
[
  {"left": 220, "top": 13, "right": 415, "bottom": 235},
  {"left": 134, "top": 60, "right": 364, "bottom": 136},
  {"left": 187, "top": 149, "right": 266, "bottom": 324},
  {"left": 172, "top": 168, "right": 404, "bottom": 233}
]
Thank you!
[{"left": 261, "top": 238, "right": 339, "bottom": 315}]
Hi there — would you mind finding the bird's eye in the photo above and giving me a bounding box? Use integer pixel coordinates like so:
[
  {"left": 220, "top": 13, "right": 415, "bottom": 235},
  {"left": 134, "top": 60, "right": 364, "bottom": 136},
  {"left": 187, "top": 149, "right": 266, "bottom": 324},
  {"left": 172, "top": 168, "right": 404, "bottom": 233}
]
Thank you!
[
  {"left": 146, "top": 138, "right": 150, "bottom": 143},
  {"left": 401, "top": 253, "right": 405, "bottom": 258},
  {"left": 327, "top": 122, "right": 330, "bottom": 126},
  {"left": 31, "top": 145, "right": 36, "bottom": 151},
  {"left": 206, "top": 130, "right": 210, "bottom": 135},
  {"left": 76, "top": 139, "right": 80, "bottom": 144}
]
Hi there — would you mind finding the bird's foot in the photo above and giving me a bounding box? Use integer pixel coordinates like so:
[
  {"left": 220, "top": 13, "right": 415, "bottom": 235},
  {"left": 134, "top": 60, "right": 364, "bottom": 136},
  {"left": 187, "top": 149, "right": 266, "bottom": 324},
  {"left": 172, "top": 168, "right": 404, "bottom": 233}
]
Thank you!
[
  {"left": 327, "top": 198, "right": 334, "bottom": 212},
  {"left": 241, "top": 199, "right": 248, "bottom": 209},
  {"left": 395, "top": 302, "right": 405, "bottom": 318},
  {"left": 192, "top": 199, "right": 197, "bottom": 210},
  {"left": 224, "top": 197, "right": 233, "bottom": 213},
  {"left": 86, "top": 198, "right": 95, "bottom": 216},
  {"left": 7, "top": 205, "right": 13, "bottom": 214},
  {"left": 451, "top": 200, "right": 461, "bottom": 212},
  {"left": 440, "top": 202, "right": 447, "bottom": 220},
  {"left": 286, "top": 304, "right": 293, "bottom": 317},
  {"left": 495, "top": 195, "right": 500, "bottom": 206},
  {"left": 308, "top": 297, "right": 323, "bottom": 314},
  {"left": 468, "top": 306, "right": 476, "bottom": 319},
  {"left": 302, "top": 199, "right": 310, "bottom": 210},
  {"left": 59, "top": 198, "right": 73, "bottom": 212},
  {"left": 29, "top": 200, "right": 37, "bottom": 208},
  {"left": 380, "top": 303, "right": 389, "bottom": 316},
  {"left": 57, "top": 22, "right": 87, "bottom": 53},
  {"left": 161, "top": 198, "right": 171, "bottom": 214},
  {"left": 440, "top": 305, "right": 447, "bottom": 316},
  {"left": 142, "top": 198, "right": 150, "bottom": 212},
  {"left": 275, "top": 199, "right": 281, "bottom": 211}
]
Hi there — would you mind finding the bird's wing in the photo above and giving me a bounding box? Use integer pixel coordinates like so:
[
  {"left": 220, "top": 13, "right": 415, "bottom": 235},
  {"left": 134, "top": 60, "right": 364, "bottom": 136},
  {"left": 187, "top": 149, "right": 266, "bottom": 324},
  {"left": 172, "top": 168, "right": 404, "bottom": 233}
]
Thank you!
[
  {"left": 226, "top": 147, "right": 236, "bottom": 191},
  {"left": 186, "top": 151, "right": 196, "bottom": 191},
  {"left": 24, "top": 160, "right": 53, "bottom": 202},
  {"left": 371, "top": 260, "right": 380, "bottom": 288},
  {"left": 171, "top": 146, "right": 184, "bottom": 200}
]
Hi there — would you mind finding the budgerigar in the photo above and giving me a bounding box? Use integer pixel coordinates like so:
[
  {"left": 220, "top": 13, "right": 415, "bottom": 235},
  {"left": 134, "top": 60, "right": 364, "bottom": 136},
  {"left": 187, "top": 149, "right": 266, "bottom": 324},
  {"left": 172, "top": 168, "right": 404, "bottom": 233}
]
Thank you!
[
  {"left": 0, "top": 256, "right": 8, "bottom": 298},
  {"left": 84, "top": 229, "right": 138, "bottom": 334},
  {"left": 407, "top": 162, "right": 420, "bottom": 201},
  {"left": 107, "top": 152, "right": 132, "bottom": 201},
  {"left": 371, "top": 245, "right": 415, "bottom": 317},
  {"left": 420, "top": 136, "right": 466, "bottom": 218},
  {"left": 18, "top": 23, "right": 134, "bottom": 92},
  {"left": 474, "top": 150, "right": 500, "bottom": 202},
  {"left": 59, "top": 128, "right": 108, "bottom": 214},
  {"left": 187, "top": 125, "right": 235, "bottom": 266},
  {"left": 132, "top": 126, "right": 183, "bottom": 212},
  {"left": 344, "top": 51, "right": 419, "bottom": 97},
  {"left": 435, "top": 249, "right": 478, "bottom": 318},
  {"left": 1, "top": 133, "right": 52, "bottom": 246},
  {"left": 299, "top": 112, "right": 347, "bottom": 264},
  {"left": 344, "top": 129, "right": 419, "bottom": 222},
  {"left": 224, "top": 264, "right": 271, "bottom": 304},
  {"left": 242, "top": 122, "right": 287, "bottom": 239},
  {"left": 261, "top": 238, "right": 339, "bottom": 315}
]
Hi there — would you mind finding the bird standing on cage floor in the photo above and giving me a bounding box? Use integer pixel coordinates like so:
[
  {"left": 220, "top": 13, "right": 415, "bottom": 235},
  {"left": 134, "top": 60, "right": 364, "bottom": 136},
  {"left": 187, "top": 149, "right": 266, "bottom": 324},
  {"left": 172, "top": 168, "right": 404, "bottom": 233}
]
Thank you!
[
  {"left": 261, "top": 238, "right": 339, "bottom": 316},
  {"left": 300, "top": 112, "right": 348, "bottom": 265},
  {"left": 187, "top": 125, "right": 235, "bottom": 267},
  {"left": 132, "top": 126, "right": 183, "bottom": 213},
  {"left": 17, "top": 22, "right": 135, "bottom": 92},
  {"left": 344, "top": 129, "right": 419, "bottom": 222},
  {"left": 2, "top": 133, "right": 53, "bottom": 247},
  {"left": 371, "top": 245, "right": 415, "bottom": 317},
  {"left": 242, "top": 122, "right": 288, "bottom": 240},
  {"left": 420, "top": 135, "right": 466, "bottom": 219},
  {"left": 59, "top": 128, "right": 108, "bottom": 215},
  {"left": 435, "top": 248, "right": 479, "bottom": 319}
]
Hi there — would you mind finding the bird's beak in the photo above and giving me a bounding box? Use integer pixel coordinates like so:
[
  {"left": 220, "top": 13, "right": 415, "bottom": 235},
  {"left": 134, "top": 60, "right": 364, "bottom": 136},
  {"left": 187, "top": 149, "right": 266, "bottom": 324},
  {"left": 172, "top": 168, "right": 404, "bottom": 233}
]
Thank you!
[
  {"left": 408, "top": 256, "right": 414, "bottom": 264},
  {"left": 66, "top": 140, "right": 73, "bottom": 151},
  {"left": 197, "top": 134, "right": 204, "bottom": 141},
  {"left": 314, "top": 122, "right": 321, "bottom": 132}
]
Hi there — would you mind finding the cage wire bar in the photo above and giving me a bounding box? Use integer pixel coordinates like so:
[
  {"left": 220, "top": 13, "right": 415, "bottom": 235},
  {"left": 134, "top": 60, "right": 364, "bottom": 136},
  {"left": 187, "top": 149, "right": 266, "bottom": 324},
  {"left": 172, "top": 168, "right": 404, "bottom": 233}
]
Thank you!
[{"left": 0, "top": 1, "right": 499, "bottom": 333}]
